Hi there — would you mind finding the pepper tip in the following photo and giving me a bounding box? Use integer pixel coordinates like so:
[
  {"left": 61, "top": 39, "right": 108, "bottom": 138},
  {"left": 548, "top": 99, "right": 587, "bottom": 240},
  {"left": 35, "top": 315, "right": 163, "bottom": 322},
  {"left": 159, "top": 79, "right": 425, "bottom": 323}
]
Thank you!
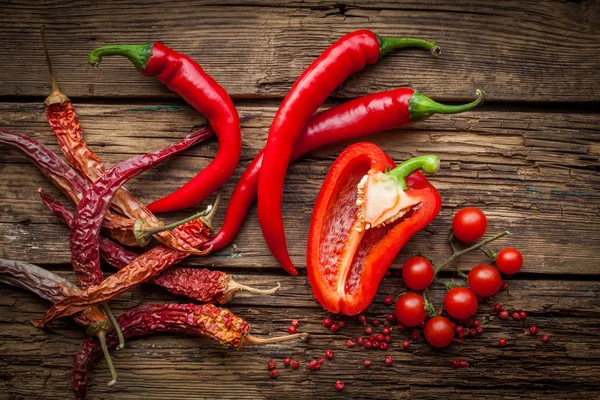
[{"left": 431, "top": 44, "right": 442, "bottom": 57}]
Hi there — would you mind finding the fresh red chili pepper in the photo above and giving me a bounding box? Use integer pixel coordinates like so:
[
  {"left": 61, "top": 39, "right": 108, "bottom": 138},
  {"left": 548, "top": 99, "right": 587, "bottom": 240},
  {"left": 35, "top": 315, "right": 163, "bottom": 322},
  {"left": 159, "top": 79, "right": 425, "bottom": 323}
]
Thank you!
[
  {"left": 206, "top": 88, "right": 483, "bottom": 252},
  {"left": 307, "top": 143, "right": 442, "bottom": 315},
  {"left": 0, "top": 257, "right": 119, "bottom": 385},
  {"left": 0, "top": 128, "right": 138, "bottom": 246},
  {"left": 88, "top": 42, "right": 241, "bottom": 213},
  {"left": 72, "top": 303, "right": 309, "bottom": 400},
  {"left": 41, "top": 27, "right": 216, "bottom": 254},
  {"left": 34, "top": 216, "right": 216, "bottom": 327},
  {"left": 39, "top": 187, "right": 281, "bottom": 303},
  {"left": 69, "top": 128, "right": 213, "bottom": 291},
  {"left": 258, "top": 30, "right": 441, "bottom": 275}
]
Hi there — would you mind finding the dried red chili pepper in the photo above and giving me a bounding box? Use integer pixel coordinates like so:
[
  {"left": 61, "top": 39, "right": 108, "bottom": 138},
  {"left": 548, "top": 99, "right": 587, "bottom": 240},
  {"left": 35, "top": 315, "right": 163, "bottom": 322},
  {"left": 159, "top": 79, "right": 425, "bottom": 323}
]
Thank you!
[
  {"left": 35, "top": 217, "right": 214, "bottom": 327},
  {"left": 88, "top": 41, "right": 241, "bottom": 213},
  {"left": 258, "top": 31, "right": 441, "bottom": 275},
  {"left": 72, "top": 303, "right": 308, "bottom": 399},
  {"left": 41, "top": 27, "right": 215, "bottom": 254},
  {"left": 69, "top": 128, "right": 213, "bottom": 291},
  {"left": 39, "top": 188, "right": 281, "bottom": 303},
  {"left": 0, "top": 258, "right": 119, "bottom": 385},
  {"left": 206, "top": 88, "right": 484, "bottom": 252},
  {"left": 307, "top": 143, "right": 442, "bottom": 315},
  {"left": 0, "top": 128, "right": 137, "bottom": 246}
]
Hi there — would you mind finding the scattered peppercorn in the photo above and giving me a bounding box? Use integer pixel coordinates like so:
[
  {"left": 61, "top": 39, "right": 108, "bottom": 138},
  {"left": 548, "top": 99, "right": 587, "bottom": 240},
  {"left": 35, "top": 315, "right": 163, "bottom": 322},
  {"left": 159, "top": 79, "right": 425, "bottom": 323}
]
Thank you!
[
  {"left": 500, "top": 282, "right": 508, "bottom": 291},
  {"left": 499, "top": 311, "right": 509, "bottom": 320},
  {"left": 291, "top": 360, "right": 300, "bottom": 369},
  {"left": 494, "top": 303, "right": 503, "bottom": 312},
  {"left": 323, "top": 318, "right": 333, "bottom": 328},
  {"left": 459, "top": 361, "right": 469, "bottom": 368},
  {"left": 382, "top": 327, "right": 390, "bottom": 335},
  {"left": 470, "top": 328, "right": 477, "bottom": 336},
  {"left": 418, "top": 321, "right": 426, "bottom": 329},
  {"left": 456, "top": 325, "right": 464, "bottom": 334},
  {"left": 385, "top": 356, "right": 393, "bottom": 366},
  {"left": 283, "top": 357, "right": 291, "bottom": 367},
  {"left": 347, "top": 340, "right": 356, "bottom": 348},
  {"left": 473, "top": 320, "right": 480, "bottom": 327},
  {"left": 365, "top": 327, "right": 373, "bottom": 335},
  {"left": 529, "top": 326, "right": 538, "bottom": 335},
  {"left": 411, "top": 331, "right": 421, "bottom": 341},
  {"left": 385, "top": 270, "right": 392, "bottom": 277},
  {"left": 380, "top": 342, "right": 389, "bottom": 350},
  {"left": 335, "top": 381, "right": 345, "bottom": 391},
  {"left": 288, "top": 326, "right": 297, "bottom": 334},
  {"left": 476, "top": 326, "right": 484, "bottom": 335},
  {"left": 499, "top": 339, "right": 507, "bottom": 347},
  {"left": 372, "top": 340, "right": 380, "bottom": 348},
  {"left": 330, "top": 323, "right": 340, "bottom": 333},
  {"left": 451, "top": 360, "right": 459, "bottom": 369},
  {"left": 384, "top": 335, "right": 391, "bottom": 343},
  {"left": 326, "top": 350, "right": 334, "bottom": 359},
  {"left": 384, "top": 296, "right": 393, "bottom": 305},
  {"left": 372, "top": 319, "right": 380, "bottom": 327},
  {"left": 338, "top": 321, "right": 346, "bottom": 328},
  {"left": 375, "top": 334, "right": 384, "bottom": 342},
  {"left": 358, "top": 315, "right": 367, "bottom": 325},
  {"left": 402, "top": 340, "right": 410, "bottom": 349},
  {"left": 364, "top": 360, "right": 371, "bottom": 368},
  {"left": 267, "top": 361, "right": 276, "bottom": 370},
  {"left": 307, "top": 360, "right": 317, "bottom": 370},
  {"left": 519, "top": 311, "right": 527, "bottom": 320},
  {"left": 541, "top": 334, "right": 550, "bottom": 343},
  {"left": 364, "top": 340, "right": 373, "bottom": 349},
  {"left": 386, "top": 313, "right": 396, "bottom": 322},
  {"left": 357, "top": 337, "right": 364, "bottom": 346},
  {"left": 457, "top": 338, "right": 465, "bottom": 344},
  {"left": 313, "top": 362, "right": 321, "bottom": 371},
  {"left": 397, "top": 324, "right": 405, "bottom": 331},
  {"left": 512, "top": 312, "right": 521, "bottom": 321},
  {"left": 269, "top": 369, "right": 279, "bottom": 378}
]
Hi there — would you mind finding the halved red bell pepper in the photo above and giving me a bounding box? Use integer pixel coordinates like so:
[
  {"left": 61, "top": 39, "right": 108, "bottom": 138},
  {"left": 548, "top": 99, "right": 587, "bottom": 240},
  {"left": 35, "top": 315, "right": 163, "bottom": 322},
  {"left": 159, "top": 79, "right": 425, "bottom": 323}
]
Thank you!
[{"left": 307, "top": 143, "right": 442, "bottom": 315}]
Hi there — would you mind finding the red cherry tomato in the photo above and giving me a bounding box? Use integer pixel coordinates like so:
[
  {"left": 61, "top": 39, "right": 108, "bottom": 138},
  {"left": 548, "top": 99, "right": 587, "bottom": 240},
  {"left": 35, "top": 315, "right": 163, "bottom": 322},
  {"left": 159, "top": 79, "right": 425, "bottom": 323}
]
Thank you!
[
  {"left": 467, "top": 264, "right": 502, "bottom": 296},
  {"left": 496, "top": 248, "right": 523, "bottom": 274},
  {"left": 452, "top": 207, "right": 487, "bottom": 242},
  {"left": 402, "top": 256, "right": 434, "bottom": 290},
  {"left": 395, "top": 292, "right": 427, "bottom": 327},
  {"left": 424, "top": 316, "right": 455, "bottom": 348},
  {"left": 443, "top": 287, "right": 478, "bottom": 320}
]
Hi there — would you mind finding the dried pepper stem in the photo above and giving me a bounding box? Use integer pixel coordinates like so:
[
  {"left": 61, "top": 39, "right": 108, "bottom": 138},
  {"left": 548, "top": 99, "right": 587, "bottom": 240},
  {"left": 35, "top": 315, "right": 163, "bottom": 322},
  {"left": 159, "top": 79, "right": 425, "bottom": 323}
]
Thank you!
[
  {"left": 244, "top": 332, "right": 309, "bottom": 346},
  {"left": 101, "top": 303, "right": 125, "bottom": 351},
  {"left": 96, "top": 330, "right": 118, "bottom": 386},
  {"left": 227, "top": 281, "right": 281, "bottom": 296}
]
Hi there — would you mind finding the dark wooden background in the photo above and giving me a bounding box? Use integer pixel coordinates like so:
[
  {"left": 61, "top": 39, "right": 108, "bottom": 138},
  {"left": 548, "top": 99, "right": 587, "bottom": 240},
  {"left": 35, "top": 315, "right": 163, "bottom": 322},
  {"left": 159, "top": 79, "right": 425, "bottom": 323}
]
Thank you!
[{"left": 1, "top": 1, "right": 599, "bottom": 399}]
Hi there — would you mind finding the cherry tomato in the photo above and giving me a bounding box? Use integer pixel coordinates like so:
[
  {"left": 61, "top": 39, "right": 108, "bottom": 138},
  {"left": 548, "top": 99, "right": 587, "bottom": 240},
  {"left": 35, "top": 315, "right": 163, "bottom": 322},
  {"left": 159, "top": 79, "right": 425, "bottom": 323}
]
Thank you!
[
  {"left": 402, "top": 256, "right": 434, "bottom": 290},
  {"left": 443, "top": 287, "right": 478, "bottom": 320},
  {"left": 468, "top": 264, "right": 502, "bottom": 296},
  {"left": 496, "top": 248, "right": 523, "bottom": 274},
  {"left": 395, "top": 292, "right": 427, "bottom": 327},
  {"left": 424, "top": 316, "right": 455, "bottom": 348},
  {"left": 452, "top": 207, "right": 487, "bottom": 242}
]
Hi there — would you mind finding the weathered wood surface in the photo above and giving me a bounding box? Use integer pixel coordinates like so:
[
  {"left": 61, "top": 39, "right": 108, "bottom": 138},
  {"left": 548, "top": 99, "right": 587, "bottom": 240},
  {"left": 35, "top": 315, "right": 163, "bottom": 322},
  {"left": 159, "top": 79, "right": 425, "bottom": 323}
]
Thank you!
[
  {"left": 0, "top": 101, "right": 598, "bottom": 274},
  {"left": 1, "top": 0, "right": 600, "bottom": 399},
  {"left": 0, "top": 1, "right": 599, "bottom": 101},
  {"left": 1, "top": 272, "right": 599, "bottom": 400}
]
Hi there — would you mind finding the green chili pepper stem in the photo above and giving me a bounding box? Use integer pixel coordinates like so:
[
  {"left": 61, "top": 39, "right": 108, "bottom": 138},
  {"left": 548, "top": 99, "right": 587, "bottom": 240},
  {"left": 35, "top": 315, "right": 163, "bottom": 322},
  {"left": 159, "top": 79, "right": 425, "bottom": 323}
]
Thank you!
[
  {"left": 409, "top": 89, "right": 486, "bottom": 122},
  {"left": 97, "top": 329, "right": 118, "bottom": 387},
  {"left": 88, "top": 43, "right": 154, "bottom": 70},
  {"left": 387, "top": 155, "right": 440, "bottom": 190},
  {"left": 102, "top": 303, "right": 125, "bottom": 351},
  {"left": 136, "top": 207, "right": 212, "bottom": 244},
  {"left": 377, "top": 36, "right": 441, "bottom": 58}
]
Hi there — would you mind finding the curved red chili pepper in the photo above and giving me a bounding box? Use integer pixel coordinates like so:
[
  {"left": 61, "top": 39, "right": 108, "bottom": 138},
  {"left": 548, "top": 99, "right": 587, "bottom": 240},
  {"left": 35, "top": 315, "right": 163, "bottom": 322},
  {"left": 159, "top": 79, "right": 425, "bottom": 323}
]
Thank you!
[
  {"left": 88, "top": 42, "right": 241, "bottom": 212},
  {"left": 206, "top": 88, "right": 484, "bottom": 252},
  {"left": 257, "top": 31, "right": 441, "bottom": 275},
  {"left": 307, "top": 143, "right": 442, "bottom": 315}
]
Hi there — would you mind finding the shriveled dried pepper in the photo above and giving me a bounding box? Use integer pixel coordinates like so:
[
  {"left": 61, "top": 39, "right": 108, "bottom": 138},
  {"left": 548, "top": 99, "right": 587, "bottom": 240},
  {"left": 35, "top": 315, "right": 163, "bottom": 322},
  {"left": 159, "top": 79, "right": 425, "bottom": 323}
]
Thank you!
[
  {"left": 0, "top": 258, "right": 119, "bottom": 385},
  {"left": 72, "top": 303, "right": 309, "bottom": 400},
  {"left": 0, "top": 129, "right": 137, "bottom": 246},
  {"left": 35, "top": 217, "right": 215, "bottom": 327},
  {"left": 88, "top": 40, "right": 241, "bottom": 213},
  {"left": 41, "top": 26, "right": 215, "bottom": 254},
  {"left": 39, "top": 189, "right": 280, "bottom": 303}
]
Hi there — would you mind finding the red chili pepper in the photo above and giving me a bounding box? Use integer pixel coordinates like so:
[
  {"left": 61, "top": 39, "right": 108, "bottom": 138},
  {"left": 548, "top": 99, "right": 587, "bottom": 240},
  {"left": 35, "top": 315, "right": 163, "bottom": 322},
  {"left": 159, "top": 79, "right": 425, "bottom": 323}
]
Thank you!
[
  {"left": 72, "top": 303, "right": 309, "bottom": 399},
  {"left": 206, "top": 88, "right": 483, "bottom": 252},
  {"left": 307, "top": 143, "right": 442, "bottom": 315},
  {"left": 88, "top": 42, "right": 241, "bottom": 213},
  {"left": 257, "top": 31, "right": 441, "bottom": 275}
]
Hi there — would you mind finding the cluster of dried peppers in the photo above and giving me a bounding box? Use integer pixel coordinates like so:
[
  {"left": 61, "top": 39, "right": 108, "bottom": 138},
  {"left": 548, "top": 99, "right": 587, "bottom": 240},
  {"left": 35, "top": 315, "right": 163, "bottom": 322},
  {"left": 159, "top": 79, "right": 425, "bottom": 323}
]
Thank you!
[{"left": 0, "top": 26, "right": 487, "bottom": 398}]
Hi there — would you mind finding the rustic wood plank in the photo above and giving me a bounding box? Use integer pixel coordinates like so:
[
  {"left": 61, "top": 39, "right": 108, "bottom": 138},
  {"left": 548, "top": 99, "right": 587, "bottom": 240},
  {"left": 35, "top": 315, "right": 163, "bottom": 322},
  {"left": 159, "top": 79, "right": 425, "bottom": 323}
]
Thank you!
[
  {"left": 0, "top": 1, "right": 599, "bottom": 101},
  {"left": 1, "top": 272, "right": 599, "bottom": 399},
  {"left": 0, "top": 101, "right": 598, "bottom": 274}
]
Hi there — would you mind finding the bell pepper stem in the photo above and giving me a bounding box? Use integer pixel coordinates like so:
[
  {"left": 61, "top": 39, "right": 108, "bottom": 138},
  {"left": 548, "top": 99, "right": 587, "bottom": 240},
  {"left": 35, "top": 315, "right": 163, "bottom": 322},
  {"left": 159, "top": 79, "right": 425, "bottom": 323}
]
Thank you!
[
  {"left": 409, "top": 89, "right": 485, "bottom": 122},
  {"left": 387, "top": 155, "right": 440, "bottom": 190},
  {"left": 88, "top": 43, "right": 154, "bottom": 71},
  {"left": 101, "top": 303, "right": 125, "bottom": 350},
  {"left": 96, "top": 329, "right": 118, "bottom": 387},
  {"left": 377, "top": 36, "right": 441, "bottom": 58},
  {"left": 433, "top": 230, "right": 511, "bottom": 275}
]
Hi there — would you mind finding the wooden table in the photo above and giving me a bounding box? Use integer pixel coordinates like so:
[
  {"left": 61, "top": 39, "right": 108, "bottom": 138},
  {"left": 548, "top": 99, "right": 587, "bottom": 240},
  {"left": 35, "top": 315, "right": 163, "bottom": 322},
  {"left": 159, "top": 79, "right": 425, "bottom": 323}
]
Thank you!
[{"left": 1, "top": 1, "right": 599, "bottom": 399}]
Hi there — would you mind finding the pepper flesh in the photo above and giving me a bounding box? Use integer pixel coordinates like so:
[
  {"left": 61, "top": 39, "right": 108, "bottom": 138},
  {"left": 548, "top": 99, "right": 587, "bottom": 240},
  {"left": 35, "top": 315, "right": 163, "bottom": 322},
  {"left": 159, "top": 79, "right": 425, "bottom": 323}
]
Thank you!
[
  {"left": 307, "top": 143, "right": 442, "bottom": 315},
  {"left": 257, "top": 30, "right": 440, "bottom": 275},
  {"left": 88, "top": 42, "right": 241, "bottom": 212},
  {"left": 206, "top": 88, "right": 484, "bottom": 252}
]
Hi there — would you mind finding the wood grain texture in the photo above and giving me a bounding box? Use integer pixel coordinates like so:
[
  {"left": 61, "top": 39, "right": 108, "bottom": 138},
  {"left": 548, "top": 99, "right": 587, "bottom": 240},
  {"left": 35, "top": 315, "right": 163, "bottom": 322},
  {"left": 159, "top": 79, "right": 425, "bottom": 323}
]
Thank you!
[
  {"left": 0, "top": 0, "right": 599, "bottom": 101},
  {"left": 0, "top": 101, "right": 598, "bottom": 274},
  {"left": 1, "top": 272, "right": 599, "bottom": 399}
]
